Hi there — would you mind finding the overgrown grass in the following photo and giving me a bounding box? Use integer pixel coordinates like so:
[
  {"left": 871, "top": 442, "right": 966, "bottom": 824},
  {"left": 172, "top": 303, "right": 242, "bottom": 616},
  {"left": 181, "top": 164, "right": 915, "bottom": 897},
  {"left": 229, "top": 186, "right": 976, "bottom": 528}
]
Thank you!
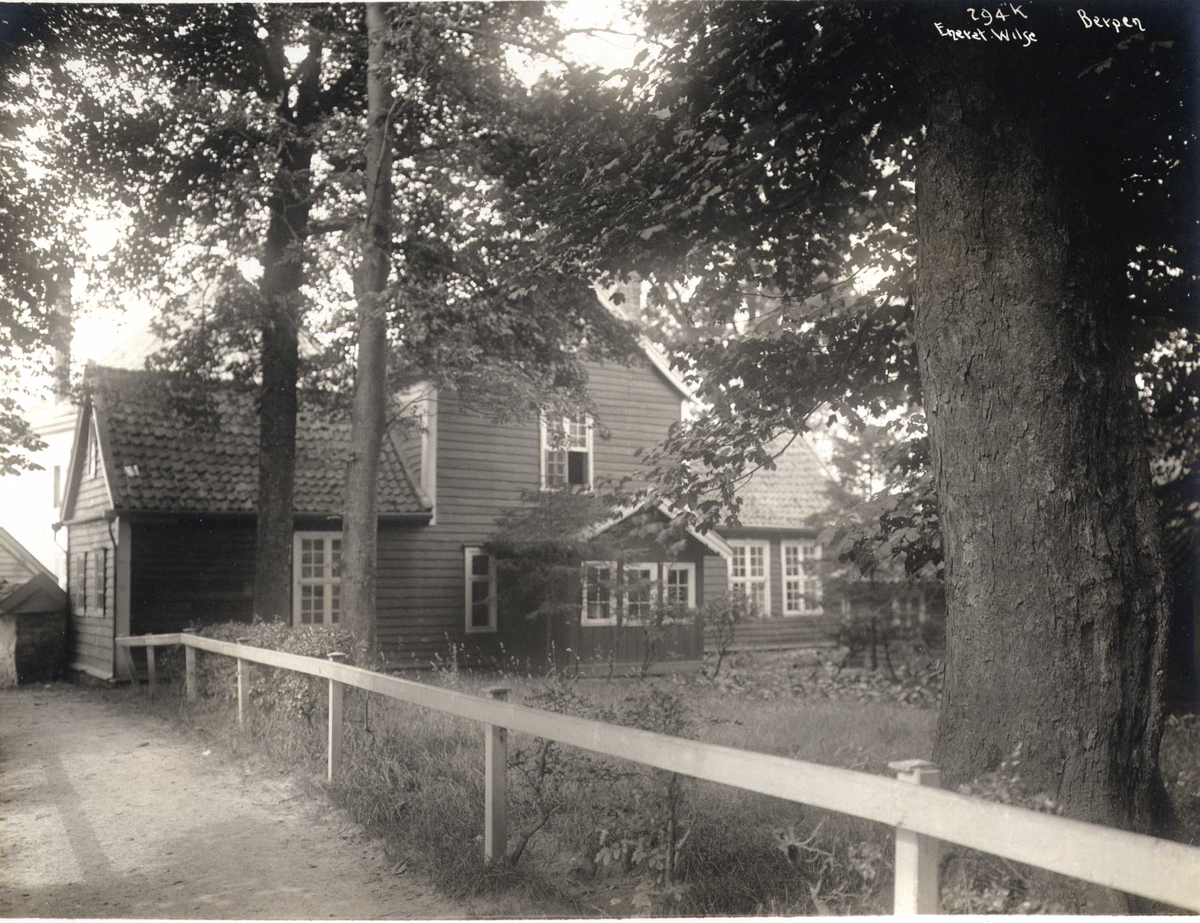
[{"left": 116, "top": 626, "right": 1200, "bottom": 916}]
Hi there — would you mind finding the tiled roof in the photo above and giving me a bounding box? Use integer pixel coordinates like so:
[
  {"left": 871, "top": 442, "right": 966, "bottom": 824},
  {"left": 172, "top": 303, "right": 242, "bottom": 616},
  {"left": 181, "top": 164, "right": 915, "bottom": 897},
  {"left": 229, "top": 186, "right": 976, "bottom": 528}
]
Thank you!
[
  {"left": 90, "top": 367, "right": 429, "bottom": 517},
  {"left": 728, "top": 436, "right": 835, "bottom": 530}
]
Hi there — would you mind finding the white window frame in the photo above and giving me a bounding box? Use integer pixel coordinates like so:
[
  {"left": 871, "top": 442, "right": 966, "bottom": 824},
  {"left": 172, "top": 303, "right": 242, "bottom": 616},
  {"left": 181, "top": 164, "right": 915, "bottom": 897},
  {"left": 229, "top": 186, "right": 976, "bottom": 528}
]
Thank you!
[
  {"left": 540, "top": 412, "right": 593, "bottom": 491},
  {"left": 782, "top": 541, "right": 822, "bottom": 616},
  {"left": 663, "top": 561, "right": 697, "bottom": 611},
  {"left": 891, "top": 590, "right": 926, "bottom": 627},
  {"left": 581, "top": 560, "right": 617, "bottom": 626},
  {"left": 581, "top": 561, "right": 698, "bottom": 627},
  {"left": 292, "top": 531, "right": 342, "bottom": 627},
  {"left": 87, "top": 422, "right": 99, "bottom": 477},
  {"left": 621, "top": 561, "right": 659, "bottom": 626},
  {"left": 728, "top": 540, "right": 771, "bottom": 616},
  {"left": 464, "top": 547, "right": 498, "bottom": 634}
]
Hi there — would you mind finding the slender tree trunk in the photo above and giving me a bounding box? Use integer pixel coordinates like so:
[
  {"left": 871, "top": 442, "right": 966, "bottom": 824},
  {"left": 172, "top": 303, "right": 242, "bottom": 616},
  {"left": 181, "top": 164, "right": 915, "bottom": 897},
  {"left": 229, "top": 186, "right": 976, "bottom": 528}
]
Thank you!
[
  {"left": 914, "top": 64, "right": 1170, "bottom": 833},
  {"left": 340, "top": 2, "right": 394, "bottom": 653},
  {"left": 252, "top": 28, "right": 322, "bottom": 624}
]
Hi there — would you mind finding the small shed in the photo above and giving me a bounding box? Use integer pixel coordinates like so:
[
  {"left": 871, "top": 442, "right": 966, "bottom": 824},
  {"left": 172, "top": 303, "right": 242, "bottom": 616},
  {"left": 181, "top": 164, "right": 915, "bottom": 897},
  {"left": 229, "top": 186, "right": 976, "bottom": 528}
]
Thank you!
[{"left": 0, "top": 573, "right": 68, "bottom": 685}]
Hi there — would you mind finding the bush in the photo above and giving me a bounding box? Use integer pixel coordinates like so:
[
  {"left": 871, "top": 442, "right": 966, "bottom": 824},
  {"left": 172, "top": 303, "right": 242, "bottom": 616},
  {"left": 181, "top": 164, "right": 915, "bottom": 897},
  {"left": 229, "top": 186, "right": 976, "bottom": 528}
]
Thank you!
[
  {"left": 193, "top": 619, "right": 361, "bottom": 721},
  {"left": 697, "top": 592, "right": 752, "bottom": 678}
]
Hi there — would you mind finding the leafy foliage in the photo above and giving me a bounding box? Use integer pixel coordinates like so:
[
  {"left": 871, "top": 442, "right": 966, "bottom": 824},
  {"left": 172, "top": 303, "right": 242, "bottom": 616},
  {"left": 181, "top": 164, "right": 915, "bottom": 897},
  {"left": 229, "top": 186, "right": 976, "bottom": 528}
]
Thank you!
[{"left": 194, "top": 618, "right": 360, "bottom": 721}]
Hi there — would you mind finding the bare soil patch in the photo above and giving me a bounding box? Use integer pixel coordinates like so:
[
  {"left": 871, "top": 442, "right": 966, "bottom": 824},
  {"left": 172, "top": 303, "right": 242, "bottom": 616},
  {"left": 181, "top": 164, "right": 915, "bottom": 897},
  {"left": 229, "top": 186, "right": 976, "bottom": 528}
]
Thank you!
[{"left": 0, "top": 683, "right": 467, "bottom": 919}]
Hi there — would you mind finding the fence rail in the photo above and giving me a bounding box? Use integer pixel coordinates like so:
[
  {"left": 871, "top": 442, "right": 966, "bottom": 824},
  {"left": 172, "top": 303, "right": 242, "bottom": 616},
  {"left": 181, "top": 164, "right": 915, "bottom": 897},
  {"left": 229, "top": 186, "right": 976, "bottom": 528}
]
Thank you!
[{"left": 116, "top": 631, "right": 1200, "bottom": 913}]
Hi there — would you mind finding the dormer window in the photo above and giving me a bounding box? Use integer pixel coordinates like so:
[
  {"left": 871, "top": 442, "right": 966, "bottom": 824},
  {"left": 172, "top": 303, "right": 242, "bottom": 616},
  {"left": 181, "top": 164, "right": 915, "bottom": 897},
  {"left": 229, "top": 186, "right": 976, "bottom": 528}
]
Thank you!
[
  {"left": 540, "top": 413, "right": 592, "bottom": 490},
  {"left": 87, "top": 423, "right": 99, "bottom": 477}
]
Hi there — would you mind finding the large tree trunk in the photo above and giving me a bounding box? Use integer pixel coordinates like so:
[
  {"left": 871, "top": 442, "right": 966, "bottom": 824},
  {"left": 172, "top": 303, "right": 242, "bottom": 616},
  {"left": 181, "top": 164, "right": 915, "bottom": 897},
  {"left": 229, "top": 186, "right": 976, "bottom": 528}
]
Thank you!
[
  {"left": 913, "top": 65, "right": 1170, "bottom": 833},
  {"left": 340, "top": 2, "right": 394, "bottom": 653},
  {"left": 252, "top": 28, "right": 322, "bottom": 623}
]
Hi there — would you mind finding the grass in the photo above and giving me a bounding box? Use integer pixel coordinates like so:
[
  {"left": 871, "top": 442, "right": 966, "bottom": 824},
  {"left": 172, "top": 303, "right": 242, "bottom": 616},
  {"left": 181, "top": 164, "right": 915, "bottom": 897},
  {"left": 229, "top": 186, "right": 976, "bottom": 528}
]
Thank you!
[{"left": 111, "top": 635, "right": 1200, "bottom": 917}]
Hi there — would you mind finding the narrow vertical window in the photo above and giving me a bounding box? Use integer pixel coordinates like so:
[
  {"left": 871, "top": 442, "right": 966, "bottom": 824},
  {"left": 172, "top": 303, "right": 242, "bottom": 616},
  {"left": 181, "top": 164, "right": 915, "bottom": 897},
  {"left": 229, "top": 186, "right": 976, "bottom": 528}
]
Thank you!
[
  {"left": 293, "top": 533, "right": 342, "bottom": 626},
  {"left": 96, "top": 547, "right": 108, "bottom": 618},
  {"left": 541, "top": 413, "right": 592, "bottom": 490},
  {"left": 464, "top": 547, "right": 497, "bottom": 633},
  {"left": 728, "top": 541, "right": 770, "bottom": 615},
  {"left": 53, "top": 465, "right": 61, "bottom": 506},
  {"left": 783, "top": 542, "right": 822, "bottom": 615},
  {"left": 622, "top": 563, "right": 657, "bottom": 625},
  {"left": 664, "top": 562, "right": 696, "bottom": 609},
  {"left": 581, "top": 562, "right": 615, "bottom": 625},
  {"left": 87, "top": 424, "right": 99, "bottom": 477}
]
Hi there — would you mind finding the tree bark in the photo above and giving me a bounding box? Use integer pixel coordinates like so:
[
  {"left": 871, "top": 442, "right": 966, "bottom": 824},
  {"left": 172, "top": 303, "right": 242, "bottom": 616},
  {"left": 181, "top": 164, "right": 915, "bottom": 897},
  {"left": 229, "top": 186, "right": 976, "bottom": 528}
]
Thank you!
[
  {"left": 914, "top": 65, "right": 1170, "bottom": 832},
  {"left": 340, "top": 2, "right": 394, "bottom": 653},
  {"left": 252, "top": 26, "right": 322, "bottom": 624}
]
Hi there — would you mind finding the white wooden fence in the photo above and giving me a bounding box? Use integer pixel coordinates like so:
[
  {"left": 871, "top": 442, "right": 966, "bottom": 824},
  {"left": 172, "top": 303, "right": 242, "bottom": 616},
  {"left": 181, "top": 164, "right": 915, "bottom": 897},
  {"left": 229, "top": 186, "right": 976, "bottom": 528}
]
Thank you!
[{"left": 115, "top": 631, "right": 1200, "bottom": 913}]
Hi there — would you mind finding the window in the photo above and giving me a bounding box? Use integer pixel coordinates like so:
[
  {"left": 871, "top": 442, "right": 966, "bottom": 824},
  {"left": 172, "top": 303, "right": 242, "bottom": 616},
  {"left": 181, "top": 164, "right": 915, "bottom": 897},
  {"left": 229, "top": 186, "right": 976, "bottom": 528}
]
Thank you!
[
  {"left": 783, "top": 541, "right": 822, "bottom": 615},
  {"left": 87, "top": 423, "right": 99, "bottom": 477},
  {"left": 664, "top": 562, "right": 696, "bottom": 609},
  {"left": 729, "top": 541, "right": 770, "bottom": 615},
  {"left": 464, "top": 547, "right": 497, "bottom": 633},
  {"left": 892, "top": 590, "right": 926, "bottom": 627},
  {"left": 75, "top": 552, "right": 88, "bottom": 614},
  {"left": 582, "top": 561, "right": 697, "bottom": 626},
  {"left": 622, "top": 562, "right": 657, "bottom": 625},
  {"left": 293, "top": 532, "right": 342, "bottom": 626},
  {"left": 541, "top": 413, "right": 592, "bottom": 490},
  {"left": 94, "top": 547, "right": 108, "bottom": 618},
  {"left": 582, "top": 562, "right": 616, "bottom": 625},
  {"left": 53, "top": 465, "right": 61, "bottom": 506}
]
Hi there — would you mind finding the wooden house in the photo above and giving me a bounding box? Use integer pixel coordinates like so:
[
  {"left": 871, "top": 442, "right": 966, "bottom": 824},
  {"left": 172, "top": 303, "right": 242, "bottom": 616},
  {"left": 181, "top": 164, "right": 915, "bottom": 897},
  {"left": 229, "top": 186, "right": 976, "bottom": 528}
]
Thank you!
[
  {"left": 704, "top": 438, "right": 843, "bottom": 651},
  {"left": 59, "top": 346, "right": 726, "bottom": 679},
  {"left": 707, "top": 438, "right": 946, "bottom": 653},
  {"left": 0, "top": 529, "right": 67, "bottom": 685}
]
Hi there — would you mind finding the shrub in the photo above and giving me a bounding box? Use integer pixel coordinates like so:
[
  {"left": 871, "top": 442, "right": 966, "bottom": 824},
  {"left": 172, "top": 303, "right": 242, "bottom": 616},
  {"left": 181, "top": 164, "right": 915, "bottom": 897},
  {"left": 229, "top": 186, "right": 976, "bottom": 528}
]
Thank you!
[
  {"left": 194, "top": 618, "right": 361, "bottom": 721},
  {"left": 697, "top": 592, "right": 751, "bottom": 678}
]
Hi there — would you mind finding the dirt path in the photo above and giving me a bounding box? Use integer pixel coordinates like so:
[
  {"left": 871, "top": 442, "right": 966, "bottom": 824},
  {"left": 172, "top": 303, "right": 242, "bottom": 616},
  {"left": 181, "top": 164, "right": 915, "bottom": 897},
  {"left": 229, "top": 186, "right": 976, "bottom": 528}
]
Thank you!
[{"left": 0, "top": 684, "right": 467, "bottom": 919}]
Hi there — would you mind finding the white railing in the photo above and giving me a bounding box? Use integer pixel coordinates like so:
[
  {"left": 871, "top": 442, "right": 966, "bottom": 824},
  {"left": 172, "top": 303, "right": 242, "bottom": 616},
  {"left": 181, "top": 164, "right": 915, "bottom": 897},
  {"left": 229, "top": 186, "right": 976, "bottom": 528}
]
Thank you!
[{"left": 115, "top": 631, "right": 1200, "bottom": 913}]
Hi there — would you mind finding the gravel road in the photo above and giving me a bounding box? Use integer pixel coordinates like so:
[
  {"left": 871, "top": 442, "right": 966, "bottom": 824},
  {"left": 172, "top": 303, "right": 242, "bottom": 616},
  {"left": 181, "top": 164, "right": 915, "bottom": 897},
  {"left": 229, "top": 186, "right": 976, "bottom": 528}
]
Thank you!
[{"left": 0, "top": 684, "right": 466, "bottom": 919}]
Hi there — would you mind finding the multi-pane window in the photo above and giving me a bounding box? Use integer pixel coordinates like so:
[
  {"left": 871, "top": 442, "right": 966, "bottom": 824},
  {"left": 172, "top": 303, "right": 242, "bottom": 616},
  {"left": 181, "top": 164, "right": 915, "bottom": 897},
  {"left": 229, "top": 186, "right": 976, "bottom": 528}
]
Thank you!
[
  {"left": 664, "top": 563, "right": 696, "bottom": 608},
  {"left": 582, "top": 562, "right": 615, "bottom": 625},
  {"left": 892, "top": 591, "right": 926, "bottom": 627},
  {"left": 464, "top": 547, "right": 497, "bottom": 633},
  {"left": 293, "top": 532, "right": 342, "bottom": 626},
  {"left": 729, "top": 541, "right": 770, "bottom": 614},
  {"left": 783, "top": 542, "right": 821, "bottom": 615},
  {"left": 581, "top": 561, "right": 697, "bottom": 626},
  {"left": 622, "top": 563, "right": 657, "bottom": 625},
  {"left": 542, "top": 413, "right": 592, "bottom": 490}
]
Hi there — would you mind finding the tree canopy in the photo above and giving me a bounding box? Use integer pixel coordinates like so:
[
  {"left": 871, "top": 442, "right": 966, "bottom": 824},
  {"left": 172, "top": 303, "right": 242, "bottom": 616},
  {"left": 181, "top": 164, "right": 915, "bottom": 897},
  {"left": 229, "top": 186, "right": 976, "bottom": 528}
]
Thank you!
[{"left": 508, "top": 0, "right": 1197, "bottom": 838}]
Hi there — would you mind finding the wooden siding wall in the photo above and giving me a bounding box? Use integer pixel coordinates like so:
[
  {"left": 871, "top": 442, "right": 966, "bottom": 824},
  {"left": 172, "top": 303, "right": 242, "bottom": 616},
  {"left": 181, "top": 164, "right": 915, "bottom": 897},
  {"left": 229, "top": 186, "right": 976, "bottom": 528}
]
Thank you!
[
  {"left": 707, "top": 532, "right": 840, "bottom": 652},
  {"left": 556, "top": 539, "right": 710, "bottom": 667},
  {"left": 129, "top": 519, "right": 257, "bottom": 634},
  {"left": 376, "top": 359, "right": 687, "bottom": 664},
  {"left": 0, "top": 547, "right": 36, "bottom": 584},
  {"left": 65, "top": 419, "right": 110, "bottom": 522},
  {"left": 67, "top": 520, "right": 116, "bottom": 678},
  {"left": 66, "top": 419, "right": 117, "bottom": 677}
]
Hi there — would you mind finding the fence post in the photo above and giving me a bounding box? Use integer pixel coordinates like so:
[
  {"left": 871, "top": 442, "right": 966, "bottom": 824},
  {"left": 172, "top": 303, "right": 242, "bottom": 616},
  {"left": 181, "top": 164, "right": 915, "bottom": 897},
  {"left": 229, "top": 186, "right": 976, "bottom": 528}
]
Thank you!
[
  {"left": 483, "top": 686, "right": 510, "bottom": 864},
  {"left": 889, "top": 759, "right": 942, "bottom": 914},
  {"left": 146, "top": 644, "right": 157, "bottom": 696},
  {"left": 327, "top": 653, "right": 347, "bottom": 783},
  {"left": 182, "top": 628, "right": 197, "bottom": 702},
  {"left": 235, "top": 637, "right": 251, "bottom": 727}
]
